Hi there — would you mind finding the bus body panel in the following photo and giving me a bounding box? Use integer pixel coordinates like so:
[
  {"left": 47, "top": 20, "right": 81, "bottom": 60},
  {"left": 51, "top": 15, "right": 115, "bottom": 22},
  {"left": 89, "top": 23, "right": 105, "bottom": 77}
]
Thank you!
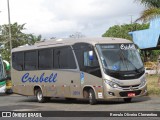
[
  {"left": 12, "top": 70, "right": 81, "bottom": 98},
  {"left": 81, "top": 72, "right": 103, "bottom": 99},
  {"left": 12, "top": 69, "right": 103, "bottom": 99}
]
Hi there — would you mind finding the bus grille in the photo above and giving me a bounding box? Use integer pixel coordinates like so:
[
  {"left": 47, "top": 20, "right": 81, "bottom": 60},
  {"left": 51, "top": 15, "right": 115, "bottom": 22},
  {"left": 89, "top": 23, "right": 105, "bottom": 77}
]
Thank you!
[
  {"left": 119, "top": 84, "right": 140, "bottom": 90},
  {"left": 119, "top": 84, "right": 140, "bottom": 88}
]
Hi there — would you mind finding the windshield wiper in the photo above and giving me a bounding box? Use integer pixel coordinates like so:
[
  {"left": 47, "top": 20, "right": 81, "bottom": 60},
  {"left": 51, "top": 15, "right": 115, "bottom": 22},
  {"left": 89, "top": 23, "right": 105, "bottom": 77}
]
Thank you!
[{"left": 121, "top": 52, "right": 140, "bottom": 73}]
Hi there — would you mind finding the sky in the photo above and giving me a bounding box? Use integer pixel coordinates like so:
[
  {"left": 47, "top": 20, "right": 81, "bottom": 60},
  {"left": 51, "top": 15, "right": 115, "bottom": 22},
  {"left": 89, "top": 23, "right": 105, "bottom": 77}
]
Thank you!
[{"left": 0, "top": 0, "right": 145, "bottom": 39}]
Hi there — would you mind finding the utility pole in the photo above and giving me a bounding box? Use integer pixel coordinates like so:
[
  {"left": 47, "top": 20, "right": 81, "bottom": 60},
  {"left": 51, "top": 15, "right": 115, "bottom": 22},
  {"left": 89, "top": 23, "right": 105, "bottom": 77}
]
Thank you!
[
  {"left": 7, "top": 0, "right": 12, "bottom": 52},
  {"left": 129, "top": 15, "right": 134, "bottom": 32},
  {"left": 129, "top": 15, "right": 133, "bottom": 24}
]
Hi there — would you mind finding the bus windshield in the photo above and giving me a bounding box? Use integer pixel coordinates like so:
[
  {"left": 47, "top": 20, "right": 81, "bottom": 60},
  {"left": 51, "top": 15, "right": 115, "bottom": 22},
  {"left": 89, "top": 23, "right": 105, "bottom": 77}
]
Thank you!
[{"left": 96, "top": 44, "right": 144, "bottom": 72}]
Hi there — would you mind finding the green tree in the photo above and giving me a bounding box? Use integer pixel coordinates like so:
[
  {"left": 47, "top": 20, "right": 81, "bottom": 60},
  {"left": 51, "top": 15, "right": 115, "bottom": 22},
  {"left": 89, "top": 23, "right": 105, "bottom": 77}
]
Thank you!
[
  {"left": 0, "top": 22, "right": 29, "bottom": 48},
  {"left": 27, "top": 34, "right": 42, "bottom": 45},
  {"left": 102, "top": 23, "right": 149, "bottom": 40},
  {"left": 0, "top": 22, "right": 42, "bottom": 61},
  {"left": 135, "top": 0, "right": 160, "bottom": 22}
]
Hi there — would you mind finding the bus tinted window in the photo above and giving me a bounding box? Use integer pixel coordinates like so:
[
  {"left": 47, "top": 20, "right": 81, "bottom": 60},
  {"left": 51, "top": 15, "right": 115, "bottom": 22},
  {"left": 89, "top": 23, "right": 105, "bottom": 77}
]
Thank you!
[
  {"left": 38, "top": 49, "right": 53, "bottom": 69},
  {"left": 84, "top": 51, "right": 99, "bottom": 67},
  {"left": 54, "top": 47, "right": 76, "bottom": 69},
  {"left": 12, "top": 52, "right": 24, "bottom": 71},
  {"left": 73, "top": 43, "right": 101, "bottom": 77},
  {"left": 24, "top": 51, "right": 37, "bottom": 70}
]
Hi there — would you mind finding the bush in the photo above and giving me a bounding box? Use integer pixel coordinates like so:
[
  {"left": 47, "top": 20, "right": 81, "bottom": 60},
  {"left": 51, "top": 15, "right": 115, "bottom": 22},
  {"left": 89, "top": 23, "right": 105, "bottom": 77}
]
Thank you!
[{"left": 147, "top": 75, "right": 160, "bottom": 96}]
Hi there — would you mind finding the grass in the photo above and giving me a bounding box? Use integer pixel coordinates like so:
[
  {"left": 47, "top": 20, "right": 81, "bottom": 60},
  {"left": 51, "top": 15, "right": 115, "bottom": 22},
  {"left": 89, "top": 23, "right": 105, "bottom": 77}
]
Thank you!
[{"left": 146, "top": 75, "right": 160, "bottom": 96}]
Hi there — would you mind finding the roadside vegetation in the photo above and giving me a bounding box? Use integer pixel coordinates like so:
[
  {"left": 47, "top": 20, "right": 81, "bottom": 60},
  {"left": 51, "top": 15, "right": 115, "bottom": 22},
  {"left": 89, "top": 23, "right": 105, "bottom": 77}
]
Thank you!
[
  {"left": 147, "top": 75, "right": 160, "bottom": 96},
  {"left": 135, "top": 0, "right": 160, "bottom": 22},
  {"left": 0, "top": 22, "right": 42, "bottom": 61}
]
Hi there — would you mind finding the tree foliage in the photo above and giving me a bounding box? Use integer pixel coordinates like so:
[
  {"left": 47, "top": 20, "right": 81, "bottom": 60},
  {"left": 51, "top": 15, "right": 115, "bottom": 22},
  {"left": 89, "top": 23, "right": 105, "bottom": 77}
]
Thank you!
[
  {"left": 135, "top": 0, "right": 160, "bottom": 8},
  {"left": 135, "top": 0, "right": 160, "bottom": 22},
  {"left": 102, "top": 23, "right": 149, "bottom": 40},
  {"left": 0, "top": 22, "right": 41, "bottom": 61}
]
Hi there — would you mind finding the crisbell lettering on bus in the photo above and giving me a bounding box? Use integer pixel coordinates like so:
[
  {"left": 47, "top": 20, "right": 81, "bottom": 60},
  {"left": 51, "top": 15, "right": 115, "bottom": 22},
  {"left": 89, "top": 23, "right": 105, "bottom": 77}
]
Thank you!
[{"left": 21, "top": 73, "right": 57, "bottom": 83}]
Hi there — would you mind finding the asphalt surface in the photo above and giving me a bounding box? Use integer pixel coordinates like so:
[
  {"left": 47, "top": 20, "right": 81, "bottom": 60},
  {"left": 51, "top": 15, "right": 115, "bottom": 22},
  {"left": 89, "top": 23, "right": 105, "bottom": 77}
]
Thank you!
[
  {"left": 0, "top": 94, "right": 160, "bottom": 120},
  {"left": 0, "top": 94, "right": 159, "bottom": 111}
]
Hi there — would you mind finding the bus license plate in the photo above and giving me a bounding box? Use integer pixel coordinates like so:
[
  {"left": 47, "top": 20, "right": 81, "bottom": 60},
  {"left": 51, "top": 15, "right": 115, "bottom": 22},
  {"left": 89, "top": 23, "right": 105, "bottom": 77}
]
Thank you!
[{"left": 128, "top": 93, "right": 135, "bottom": 97}]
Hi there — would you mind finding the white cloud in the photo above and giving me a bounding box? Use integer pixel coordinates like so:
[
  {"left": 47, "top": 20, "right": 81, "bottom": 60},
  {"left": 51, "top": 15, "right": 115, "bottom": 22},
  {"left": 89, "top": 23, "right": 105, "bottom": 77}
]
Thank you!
[{"left": 0, "top": 0, "right": 145, "bottom": 38}]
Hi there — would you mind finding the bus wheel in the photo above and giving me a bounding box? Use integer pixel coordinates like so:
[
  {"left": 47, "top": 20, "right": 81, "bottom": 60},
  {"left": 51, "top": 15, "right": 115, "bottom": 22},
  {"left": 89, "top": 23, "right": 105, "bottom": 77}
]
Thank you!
[
  {"left": 123, "top": 98, "right": 132, "bottom": 103},
  {"left": 36, "top": 89, "right": 49, "bottom": 103},
  {"left": 89, "top": 89, "right": 97, "bottom": 105}
]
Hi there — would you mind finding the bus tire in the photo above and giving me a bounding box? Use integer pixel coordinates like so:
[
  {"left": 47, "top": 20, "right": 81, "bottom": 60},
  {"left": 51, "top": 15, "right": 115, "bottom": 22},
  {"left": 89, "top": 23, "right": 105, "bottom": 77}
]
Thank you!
[
  {"left": 89, "top": 89, "right": 97, "bottom": 105},
  {"left": 123, "top": 98, "right": 132, "bottom": 103},
  {"left": 35, "top": 89, "right": 49, "bottom": 103}
]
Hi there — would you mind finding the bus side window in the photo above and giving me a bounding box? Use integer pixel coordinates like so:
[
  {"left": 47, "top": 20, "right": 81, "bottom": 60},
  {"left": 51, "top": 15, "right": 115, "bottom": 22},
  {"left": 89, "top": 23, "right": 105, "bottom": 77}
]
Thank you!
[
  {"left": 24, "top": 51, "right": 37, "bottom": 70},
  {"left": 84, "top": 51, "right": 99, "bottom": 67},
  {"left": 73, "top": 43, "right": 102, "bottom": 78},
  {"left": 12, "top": 52, "right": 24, "bottom": 71},
  {"left": 38, "top": 49, "right": 53, "bottom": 70},
  {"left": 53, "top": 46, "right": 77, "bottom": 69}
]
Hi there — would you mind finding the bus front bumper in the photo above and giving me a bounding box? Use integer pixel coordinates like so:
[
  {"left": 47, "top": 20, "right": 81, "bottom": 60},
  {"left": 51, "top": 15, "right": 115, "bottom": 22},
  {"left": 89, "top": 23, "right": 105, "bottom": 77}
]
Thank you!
[{"left": 104, "top": 84, "right": 147, "bottom": 99}]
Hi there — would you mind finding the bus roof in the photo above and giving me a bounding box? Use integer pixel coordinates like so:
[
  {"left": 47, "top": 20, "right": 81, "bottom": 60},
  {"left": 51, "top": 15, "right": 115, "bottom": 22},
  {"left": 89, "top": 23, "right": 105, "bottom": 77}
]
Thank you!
[{"left": 12, "top": 37, "right": 132, "bottom": 52}]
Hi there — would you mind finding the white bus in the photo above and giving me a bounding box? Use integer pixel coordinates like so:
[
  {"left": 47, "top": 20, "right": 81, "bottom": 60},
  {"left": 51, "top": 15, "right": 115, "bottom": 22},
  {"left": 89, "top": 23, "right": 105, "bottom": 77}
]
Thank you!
[
  {"left": 11, "top": 37, "right": 147, "bottom": 104},
  {"left": 0, "top": 55, "right": 6, "bottom": 93},
  {"left": 0, "top": 55, "right": 11, "bottom": 93}
]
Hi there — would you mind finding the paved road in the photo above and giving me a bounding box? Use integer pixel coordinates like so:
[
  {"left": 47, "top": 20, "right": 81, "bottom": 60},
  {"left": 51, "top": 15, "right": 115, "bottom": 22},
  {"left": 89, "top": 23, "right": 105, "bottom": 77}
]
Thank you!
[
  {"left": 0, "top": 94, "right": 160, "bottom": 111},
  {"left": 0, "top": 94, "right": 160, "bottom": 120}
]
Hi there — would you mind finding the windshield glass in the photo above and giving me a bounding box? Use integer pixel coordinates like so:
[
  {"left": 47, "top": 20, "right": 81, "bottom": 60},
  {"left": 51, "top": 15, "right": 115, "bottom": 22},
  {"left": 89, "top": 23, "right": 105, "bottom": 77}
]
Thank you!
[{"left": 96, "top": 44, "right": 143, "bottom": 72}]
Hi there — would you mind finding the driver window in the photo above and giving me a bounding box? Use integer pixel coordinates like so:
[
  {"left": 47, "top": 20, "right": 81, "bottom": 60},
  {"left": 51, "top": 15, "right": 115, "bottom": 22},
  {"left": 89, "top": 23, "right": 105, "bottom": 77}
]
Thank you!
[
  {"left": 84, "top": 51, "right": 99, "bottom": 67},
  {"left": 73, "top": 43, "right": 102, "bottom": 78}
]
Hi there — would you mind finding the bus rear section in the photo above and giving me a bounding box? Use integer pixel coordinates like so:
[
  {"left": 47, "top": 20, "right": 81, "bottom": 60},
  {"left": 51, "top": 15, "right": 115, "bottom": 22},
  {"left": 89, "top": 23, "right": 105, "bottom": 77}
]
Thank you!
[{"left": 11, "top": 37, "right": 147, "bottom": 104}]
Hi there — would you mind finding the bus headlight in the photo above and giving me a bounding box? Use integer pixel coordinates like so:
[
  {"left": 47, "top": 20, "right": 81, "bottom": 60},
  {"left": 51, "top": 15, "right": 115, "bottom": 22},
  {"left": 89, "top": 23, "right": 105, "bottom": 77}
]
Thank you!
[
  {"left": 140, "top": 77, "right": 146, "bottom": 87},
  {"left": 105, "top": 80, "right": 119, "bottom": 88}
]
